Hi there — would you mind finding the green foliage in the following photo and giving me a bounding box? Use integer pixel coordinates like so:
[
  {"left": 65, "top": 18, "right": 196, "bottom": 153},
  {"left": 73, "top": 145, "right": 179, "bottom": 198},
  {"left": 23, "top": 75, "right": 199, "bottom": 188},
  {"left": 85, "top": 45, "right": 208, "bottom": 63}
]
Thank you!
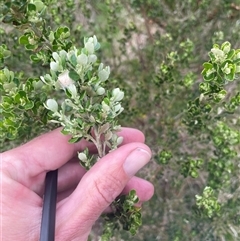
[
  {"left": 102, "top": 190, "right": 141, "bottom": 240},
  {"left": 0, "top": 1, "right": 140, "bottom": 239},
  {"left": 195, "top": 186, "right": 221, "bottom": 218},
  {"left": 1, "top": 0, "right": 240, "bottom": 240},
  {"left": 41, "top": 36, "right": 124, "bottom": 160}
]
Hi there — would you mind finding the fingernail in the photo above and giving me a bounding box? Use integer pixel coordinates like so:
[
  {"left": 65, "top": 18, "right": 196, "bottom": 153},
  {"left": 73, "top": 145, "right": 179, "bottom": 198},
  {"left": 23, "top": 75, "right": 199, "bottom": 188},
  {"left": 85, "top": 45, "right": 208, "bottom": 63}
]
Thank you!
[{"left": 123, "top": 148, "right": 151, "bottom": 177}]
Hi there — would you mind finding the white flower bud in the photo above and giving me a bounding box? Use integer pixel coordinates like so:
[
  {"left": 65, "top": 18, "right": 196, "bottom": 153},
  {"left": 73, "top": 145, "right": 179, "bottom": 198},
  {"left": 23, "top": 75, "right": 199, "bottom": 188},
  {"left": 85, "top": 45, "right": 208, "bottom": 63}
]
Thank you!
[
  {"left": 98, "top": 63, "right": 103, "bottom": 71},
  {"left": 199, "top": 93, "right": 205, "bottom": 102},
  {"left": 113, "top": 103, "right": 122, "bottom": 112},
  {"left": 78, "top": 152, "right": 87, "bottom": 161},
  {"left": 96, "top": 87, "right": 105, "bottom": 95},
  {"left": 111, "top": 88, "right": 124, "bottom": 102},
  {"left": 105, "top": 130, "right": 113, "bottom": 141},
  {"left": 77, "top": 53, "right": 88, "bottom": 65},
  {"left": 67, "top": 84, "right": 77, "bottom": 98},
  {"left": 98, "top": 66, "right": 110, "bottom": 82},
  {"left": 89, "top": 115, "right": 95, "bottom": 122},
  {"left": 52, "top": 52, "right": 60, "bottom": 61},
  {"left": 50, "top": 61, "right": 60, "bottom": 72},
  {"left": 88, "top": 54, "right": 97, "bottom": 64},
  {"left": 211, "top": 48, "right": 224, "bottom": 56},
  {"left": 58, "top": 70, "right": 74, "bottom": 88},
  {"left": 85, "top": 39, "right": 94, "bottom": 54},
  {"left": 45, "top": 99, "right": 58, "bottom": 112},
  {"left": 40, "top": 74, "right": 52, "bottom": 85},
  {"left": 93, "top": 35, "right": 98, "bottom": 46},
  {"left": 40, "top": 76, "right": 46, "bottom": 83},
  {"left": 102, "top": 101, "right": 110, "bottom": 112},
  {"left": 116, "top": 136, "right": 123, "bottom": 146},
  {"left": 59, "top": 50, "right": 67, "bottom": 59},
  {"left": 223, "top": 45, "right": 230, "bottom": 54}
]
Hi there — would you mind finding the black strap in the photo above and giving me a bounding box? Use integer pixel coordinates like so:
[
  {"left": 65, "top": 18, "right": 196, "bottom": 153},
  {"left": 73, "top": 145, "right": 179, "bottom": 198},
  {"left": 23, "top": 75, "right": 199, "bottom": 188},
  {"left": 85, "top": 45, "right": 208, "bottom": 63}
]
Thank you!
[{"left": 40, "top": 170, "right": 58, "bottom": 241}]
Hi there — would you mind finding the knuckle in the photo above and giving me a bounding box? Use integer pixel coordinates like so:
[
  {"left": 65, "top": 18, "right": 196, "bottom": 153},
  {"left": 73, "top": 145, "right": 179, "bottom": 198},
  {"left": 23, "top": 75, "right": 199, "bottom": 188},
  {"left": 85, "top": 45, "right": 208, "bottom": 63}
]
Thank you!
[{"left": 93, "top": 173, "right": 123, "bottom": 206}]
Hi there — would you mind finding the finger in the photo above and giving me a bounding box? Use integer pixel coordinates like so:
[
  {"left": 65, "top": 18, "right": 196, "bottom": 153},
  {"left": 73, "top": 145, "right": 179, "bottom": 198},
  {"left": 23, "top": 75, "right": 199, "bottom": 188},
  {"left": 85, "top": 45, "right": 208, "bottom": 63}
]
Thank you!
[
  {"left": 56, "top": 174, "right": 154, "bottom": 207},
  {"left": 57, "top": 187, "right": 76, "bottom": 203},
  {"left": 104, "top": 177, "right": 154, "bottom": 214},
  {"left": 55, "top": 142, "right": 151, "bottom": 240},
  {"left": 122, "top": 177, "right": 154, "bottom": 204},
  {"left": 2, "top": 127, "right": 145, "bottom": 188},
  {"left": 57, "top": 162, "right": 86, "bottom": 193}
]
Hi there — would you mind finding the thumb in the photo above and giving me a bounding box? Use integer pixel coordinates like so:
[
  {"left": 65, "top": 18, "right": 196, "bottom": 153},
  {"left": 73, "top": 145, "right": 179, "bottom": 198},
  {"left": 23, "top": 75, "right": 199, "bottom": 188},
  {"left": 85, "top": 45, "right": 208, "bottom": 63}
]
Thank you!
[{"left": 55, "top": 142, "right": 151, "bottom": 240}]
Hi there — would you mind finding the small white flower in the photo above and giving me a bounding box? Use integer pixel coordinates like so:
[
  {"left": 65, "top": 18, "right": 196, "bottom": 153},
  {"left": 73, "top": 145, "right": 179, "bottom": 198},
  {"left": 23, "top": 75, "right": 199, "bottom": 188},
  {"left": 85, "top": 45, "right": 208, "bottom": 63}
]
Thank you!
[
  {"left": 211, "top": 48, "right": 224, "bottom": 58},
  {"left": 111, "top": 88, "right": 124, "bottom": 102},
  {"left": 45, "top": 99, "right": 58, "bottom": 112},
  {"left": 77, "top": 53, "right": 88, "bottom": 65},
  {"left": 58, "top": 70, "right": 74, "bottom": 88}
]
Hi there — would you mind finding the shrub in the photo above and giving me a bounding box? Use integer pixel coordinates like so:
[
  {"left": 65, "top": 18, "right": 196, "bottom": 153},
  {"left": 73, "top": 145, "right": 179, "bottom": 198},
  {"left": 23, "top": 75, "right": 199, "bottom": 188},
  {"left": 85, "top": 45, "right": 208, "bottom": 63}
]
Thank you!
[{"left": 1, "top": 1, "right": 240, "bottom": 240}]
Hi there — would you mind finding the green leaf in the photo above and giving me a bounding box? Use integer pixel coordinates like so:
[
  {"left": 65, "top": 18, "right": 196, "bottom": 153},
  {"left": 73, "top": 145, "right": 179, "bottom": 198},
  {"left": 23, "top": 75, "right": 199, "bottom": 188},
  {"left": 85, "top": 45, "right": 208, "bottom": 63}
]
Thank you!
[
  {"left": 203, "top": 62, "right": 213, "bottom": 69},
  {"left": 30, "top": 54, "right": 40, "bottom": 62},
  {"left": 227, "top": 49, "right": 235, "bottom": 59},
  {"left": 34, "top": 1, "right": 45, "bottom": 11},
  {"left": 27, "top": 3, "right": 36, "bottom": 12},
  {"left": 24, "top": 101, "right": 34, "bottom": 110},
  {"left": 61, "top": 128, "right": 70, "bottom": 135},
  {"left": 69, "top": 54, "right": 77, "bottom": 66},
  {"left": 68, "top": 70, "right": 79, "bottom": 81},
  {"left": 19, "top": 35, "right": 29, "bottom": 45},
  {"left": 65, "top": 88, "right": 72, "bottom": 98},
  {"left": 25, "top": 44, "right": 37, "bottom": 50},
  {"left": 68, "top": 136, "right": 82, "bottom": 143},
  {"left": 55, "top": 26, "right": 70, "bottom": 39},
  {"left": 2, "top": 14, "right": 13, "bottom": 24}
]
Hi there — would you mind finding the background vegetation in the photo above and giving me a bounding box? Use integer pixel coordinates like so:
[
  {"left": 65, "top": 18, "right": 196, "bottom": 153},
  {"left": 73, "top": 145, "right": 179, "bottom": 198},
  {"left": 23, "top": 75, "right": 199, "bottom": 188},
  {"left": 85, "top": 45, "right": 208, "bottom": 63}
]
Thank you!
[{"left": 1, "top": 0, "right": 240, "bottom": 240}]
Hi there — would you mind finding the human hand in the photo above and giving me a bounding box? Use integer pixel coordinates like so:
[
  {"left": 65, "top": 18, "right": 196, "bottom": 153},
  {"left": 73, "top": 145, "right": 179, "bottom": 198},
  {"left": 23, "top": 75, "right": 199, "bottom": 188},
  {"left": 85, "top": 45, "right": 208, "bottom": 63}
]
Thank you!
[{"left": 1, "top": 127, "right": 154, "bottom": 241}]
